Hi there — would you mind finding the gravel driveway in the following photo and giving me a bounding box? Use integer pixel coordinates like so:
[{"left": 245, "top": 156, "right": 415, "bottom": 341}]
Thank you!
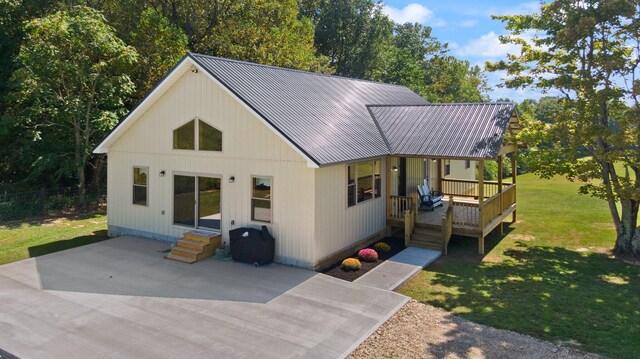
[{"left": 348, "top": 300, "right": 606, "bottom": 359}]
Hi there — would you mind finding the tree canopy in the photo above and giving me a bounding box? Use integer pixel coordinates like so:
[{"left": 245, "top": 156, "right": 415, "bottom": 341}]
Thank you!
[
  {"left": 0, "top": 0, "right": 490, "bottom": 201},
  {"left": 488, "top": 0, "right": 640, "bottom": 256},
  {"left": 3, "top": 5, "right": 137, "bottom": 202}
]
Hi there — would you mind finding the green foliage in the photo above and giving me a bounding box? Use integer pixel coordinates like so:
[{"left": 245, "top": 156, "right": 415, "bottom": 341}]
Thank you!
[
  {"left": 3, "top": 6, "right": 137, "bottom": 200},
  {"left": 487, "top": 0, "right": 640, "bottom": 256},
  {"left": 128, "top": 7, "right": 188, "bottom": 101},
  {"left": 482, "top": 158, "right": 513, "bottom": 181},
  {"left": 373, "top": 241, "right": 391, "bottom": 253},
  {"left": 313, "top": 0, "right": 393, "bottom": 78},
  {"left": 373, "top": 22, "right": 489, "bottom": 102}
]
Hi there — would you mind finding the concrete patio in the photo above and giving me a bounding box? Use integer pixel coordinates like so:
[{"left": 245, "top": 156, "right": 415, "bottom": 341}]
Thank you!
[{"left": 0, "top": 236, "right": 408, "bottom": 359}]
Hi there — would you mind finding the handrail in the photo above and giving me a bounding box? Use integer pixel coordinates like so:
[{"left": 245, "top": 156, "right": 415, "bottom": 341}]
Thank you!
[
  {"left": 440, "top": 178, "right": 506, "bottom": 198},
  {"left": 441, "top": 196, "right": 454, "bottom": 255},
  {"left": 403, "top": 200, "right": 416, "bottom": 247}
]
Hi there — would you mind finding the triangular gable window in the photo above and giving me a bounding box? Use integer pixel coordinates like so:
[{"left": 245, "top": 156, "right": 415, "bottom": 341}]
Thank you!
[{"left": 173, "top": 119, "right": 222, "bottom": 152}]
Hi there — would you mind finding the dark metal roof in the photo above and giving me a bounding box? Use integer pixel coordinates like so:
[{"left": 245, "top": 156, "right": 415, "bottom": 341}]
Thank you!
[
  {"left": 189, "top": 53, "right": 429, "bottom": 166},
  {"left": 369, "top": 103, "right": 516, "bottom": 159}
]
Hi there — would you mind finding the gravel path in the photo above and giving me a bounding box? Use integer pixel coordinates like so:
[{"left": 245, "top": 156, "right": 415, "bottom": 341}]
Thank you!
[{"left": 348, "top": 300, "right": 606, "bottom": 359}]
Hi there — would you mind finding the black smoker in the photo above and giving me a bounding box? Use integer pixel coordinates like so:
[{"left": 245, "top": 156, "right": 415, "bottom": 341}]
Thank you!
[{"left": 228, "top": 226, "right": 275, "bottom": 266}]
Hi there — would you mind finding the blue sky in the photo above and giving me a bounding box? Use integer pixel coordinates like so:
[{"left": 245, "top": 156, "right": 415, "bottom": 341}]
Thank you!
[{"left": 382, "top": 0, "right": 543, "bottom": 102}]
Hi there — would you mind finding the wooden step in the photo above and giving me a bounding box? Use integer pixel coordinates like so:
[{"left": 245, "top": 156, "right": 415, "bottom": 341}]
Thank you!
[
  {"left": 177, "top": 239, "right": 206, "bottom": 251},
  {"left": 165, "top": 252, "right": 197, "bottom": 264},
  {"left": 411, "top": 237, "right": 442, "bottom": 247},
  {"left": 415, "top": 222, "right": 442, "bottom": 231},
  {"left": 183, "top": 231, "right": 221, "bottom": 244},
  {"left": 408, "top": 240, "right": 442, "bottom": 251},
  {"left": 170, "top": 246, "right": 201, "bottom": 260},
  {"left": 413, "top": 227, "right": 442, "bottom": 238}
]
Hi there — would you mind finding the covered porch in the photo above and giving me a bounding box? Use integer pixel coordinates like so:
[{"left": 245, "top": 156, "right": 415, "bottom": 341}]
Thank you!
[
  {"left": 386, "top": 155, "right": 518, "bottom": 255},
  {"left": 376, "top": 102, "right": 521, "bottom": 255}
]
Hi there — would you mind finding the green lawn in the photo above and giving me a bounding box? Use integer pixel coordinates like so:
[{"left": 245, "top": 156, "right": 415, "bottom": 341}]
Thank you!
[
  {"left": 0, "top": 210, "right": 108, "bottom": 265},
  {"left": 399, "top": 173, "right": 640, "bottom": 359}
]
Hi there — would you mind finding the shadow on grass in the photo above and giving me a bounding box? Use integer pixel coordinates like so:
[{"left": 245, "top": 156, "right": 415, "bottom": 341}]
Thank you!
[
  {"left": 27, "top": 230, "right": 109, "bottom": 258},
  {"left": 410, "top": 237, "right": 640, "bottom": 359},
  {"left": 1, "top": 208, "right": 105, "bottom": 229}
]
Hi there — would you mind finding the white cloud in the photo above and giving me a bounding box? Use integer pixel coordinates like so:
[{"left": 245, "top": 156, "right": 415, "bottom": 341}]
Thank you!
[
  {"left": 382, "top": 3, "right": 433, "bottom": 24},
  {"left": 459, "top": 19, "right": 478, "bottom": 28},
  {"left": 492, "top": 1, "right": 541, "bottom": 16},
  {"left": 455, "top": 31, "right": 521, "bottom": 59}
]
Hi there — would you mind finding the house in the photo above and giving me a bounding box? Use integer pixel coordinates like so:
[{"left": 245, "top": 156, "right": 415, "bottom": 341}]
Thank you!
[{"left": 94, "top": 53, "right": 519, "bottom": 269}]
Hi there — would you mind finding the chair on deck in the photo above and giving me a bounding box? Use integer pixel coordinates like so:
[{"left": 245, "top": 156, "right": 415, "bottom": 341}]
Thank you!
[{"left": 417, "top": 179, "right": 443, "bottom": 211}]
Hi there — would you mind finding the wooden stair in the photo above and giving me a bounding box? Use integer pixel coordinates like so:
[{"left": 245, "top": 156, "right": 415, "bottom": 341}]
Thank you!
[
  {"left": 166, "top": 230, "right": 221, "bottom": 264},
  {"left": 408, "top": 226, "right": 443, "bottom": 251}
]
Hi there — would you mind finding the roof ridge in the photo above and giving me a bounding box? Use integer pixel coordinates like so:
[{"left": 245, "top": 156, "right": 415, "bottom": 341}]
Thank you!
[
  {"left": 367, "top": 102, "right": 515, "bottom": 108},
  {"left": 188, "top": 52, "right": 412, "bottom": 89}
]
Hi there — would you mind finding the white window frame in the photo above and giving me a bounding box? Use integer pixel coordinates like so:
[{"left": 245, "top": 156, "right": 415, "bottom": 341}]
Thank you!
[
  {"left": 444, "top": 159, "right": 451, "bottom": 176},
  {"left": 132, "top": 166, "right": 149, "bottom": 206},
  {"left": 251, "top": 175, "right": 273, "bottom": 223},
  {"left": 172, "top": 117, "right": 223, "bottom": 153},
  {"left": 347, "top": 159, "right": 381, "bottom": 208}
]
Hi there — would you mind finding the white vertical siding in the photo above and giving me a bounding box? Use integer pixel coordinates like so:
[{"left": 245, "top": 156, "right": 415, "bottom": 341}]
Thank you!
[
  {"left": 107, "top": 70, "right": 316, "bottom": 266},
  {"left": 444, "top": 160, "right": 477, "bottom": 180},
  {"left": 313, "top": 161, "right": 386, "bottom": 263}
]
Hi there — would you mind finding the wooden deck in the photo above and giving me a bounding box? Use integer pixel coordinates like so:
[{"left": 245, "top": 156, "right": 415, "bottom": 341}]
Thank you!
[
  {"left": 416, "top": 197, "right": 515, "bottom": 237},
  {"left": 387, "top": 181, "right": 517, "bottom": 254}
]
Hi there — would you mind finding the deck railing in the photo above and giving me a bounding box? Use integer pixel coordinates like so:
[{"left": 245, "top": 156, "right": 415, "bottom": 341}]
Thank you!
[
  {"left": 447, "top": 183, "right": 517, "bottom": 232},
  {"left": 451, "top": 200, "right": 479, "bottom": 228},
  {"left": 441, "top": 178, "right": 509, "bottom": 198},
  {"left": 501, "top": 183, "right": 516, "bottom": 210},
  {"left": 389, "top": 195, "right": 414, "bottom": 219}
]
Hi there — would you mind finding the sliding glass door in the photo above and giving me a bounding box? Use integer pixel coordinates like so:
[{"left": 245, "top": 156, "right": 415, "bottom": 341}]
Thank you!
[{"left": 173, "top": 175, "right": 221, "bottom": 230}]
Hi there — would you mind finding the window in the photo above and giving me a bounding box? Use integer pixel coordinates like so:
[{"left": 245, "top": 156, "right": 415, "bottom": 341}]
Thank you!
[
  {"left": 199, "top": 120, "right": 222, "bottom": 151},
  {"left": 465, "top": 160, "right": 471, "bottom": 169},
  {"left": 173, "top": 120, "right": 195, "bottom": 150},
  {"left": 252, "top": 177, "right": 272, "bottom": 222},
  {"left": 133, "top": 167, "right": 148, "bottom": 206},
  {"left": 172, "top": 119, "right": 222, "bottom": 151},
  {"left": 444, "top": 160, "right": 451, "bottom": 176},
  {"left": 347, "top": 159, "right": 381, "bottom": 207}
]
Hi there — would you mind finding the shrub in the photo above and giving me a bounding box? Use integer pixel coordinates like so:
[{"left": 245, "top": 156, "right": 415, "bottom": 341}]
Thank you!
[
  {"left": 341, "top": 258, "right": 361, "bottom": 271},
  {"left": 373, "top": 242, "right": 391, "bottom": 253},
  {"left": 358, "top": 248, "right": 378, "bottom": 262}
]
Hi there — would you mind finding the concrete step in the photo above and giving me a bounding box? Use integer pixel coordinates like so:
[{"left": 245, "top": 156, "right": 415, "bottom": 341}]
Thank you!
[
  {"left": 165, "top": 252, "right": 197, "bottom": 264},
  {"left": 170, "top": 246, "right": 201, "bottom": 260},
  {"left": 178, "top": 239, "right": 206, "bottom": 251}
]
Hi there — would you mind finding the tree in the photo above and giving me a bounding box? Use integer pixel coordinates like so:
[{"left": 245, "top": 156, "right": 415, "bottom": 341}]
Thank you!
[
  {"left": 313, "top": 0, "right": 393, "bottom": 78},
  {"left": 128, "top": 7, "right": 188, "bottom": 101},
  {"left": 374, "top": 22, "right": 489, "bottom": 102},
  {"left": 488, "top": 0, "right": 640, "bottom": 257},
  {"left": 5, "top": 6, "right": 137, "bottom": 204}
]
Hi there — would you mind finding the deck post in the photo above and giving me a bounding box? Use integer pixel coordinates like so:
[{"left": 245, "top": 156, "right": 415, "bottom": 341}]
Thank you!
[
  {"left": 498, "top": 155, "right": 504, "bottom": 235},
  {"left": 386, "top": 157, "right": 391, "bottom": 219},
  {"left": 437, "top": 159, "right": 443, "bottom": 193},
  {"left": 511, "top": 151, "right": 517, "bottom": 223},
  {"left": 478, "top": 160, "right": 485, "bottom": 254}
]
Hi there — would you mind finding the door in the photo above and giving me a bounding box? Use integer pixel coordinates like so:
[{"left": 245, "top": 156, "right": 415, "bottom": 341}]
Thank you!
[{"left": 173, "top": 175, "right": 221, "bottom": 230}]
